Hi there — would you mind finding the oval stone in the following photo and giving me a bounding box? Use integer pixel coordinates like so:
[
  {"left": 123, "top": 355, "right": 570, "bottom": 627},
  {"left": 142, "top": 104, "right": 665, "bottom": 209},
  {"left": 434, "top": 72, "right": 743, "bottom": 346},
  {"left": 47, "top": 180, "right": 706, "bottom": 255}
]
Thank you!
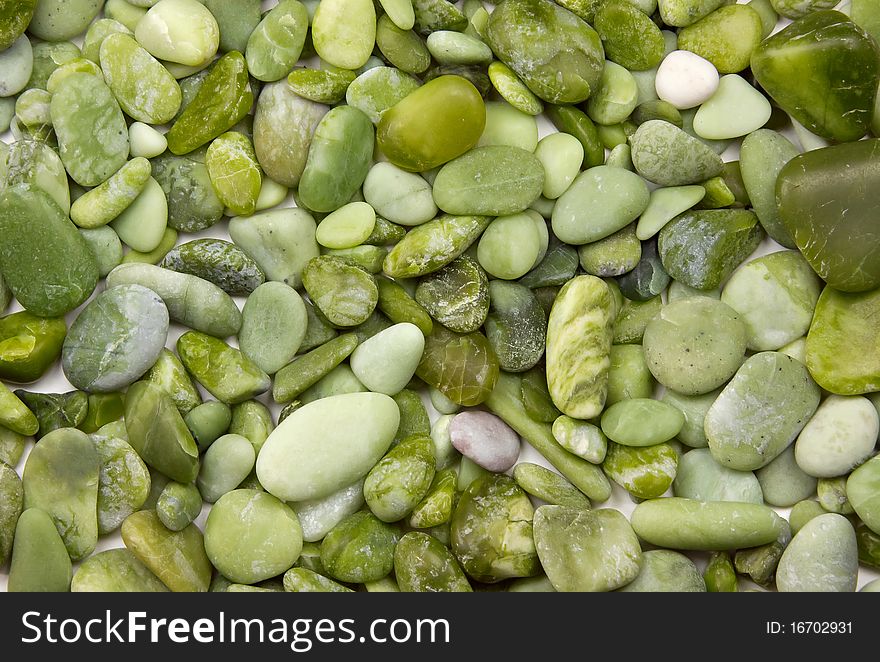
[
  {"left": 600, "top": 398, "right": 684, "bottom": 447},
  {"left": 432, "top": 145, "right": 544, "bottom": 216},
  {"left": 256, "top": 393, "right": 400, "bottom": 502},
  {"left": 673, "top": 448, "right": 764, "bottom": 504},
  {"left": 239, "top": 282, "right": 307, "bottom": 375},
  {"left": 705, "top": 352, "right": 821, "bottom": 471},
  {"left": 311, "top": 0, "right": 376, "bottom": 70},
  {"left": 776, "top": 513, "right": 858, "bottom": 592},
  {"left": 205, "top": 489, "right": 303, "bottom": 585},
  {"left": 350, "top": 323, "right": 425, "bottom": 396},
  {"left": 794, "top": 395, "right": 878, "bottom": 478},
  {"left": 71, "top": 549, "right": 168, "bottom": 592},
  {"left": 50, "top": 73, "right": 129, "bottom": 187},
  {"left": 449, "top": 410, "right": 521, "bottom": 472},
  {"left": 134, "top": 0, "right": 219, "bottom": 66},
  {"left": 630, "top": 119, "right": 724, "bottom": 186},
  {"left": 62, "top": 284, "right": 168, "bottom": 393},
  {"left": 847, "top": 455, "right": 880, "bottom": 535}
]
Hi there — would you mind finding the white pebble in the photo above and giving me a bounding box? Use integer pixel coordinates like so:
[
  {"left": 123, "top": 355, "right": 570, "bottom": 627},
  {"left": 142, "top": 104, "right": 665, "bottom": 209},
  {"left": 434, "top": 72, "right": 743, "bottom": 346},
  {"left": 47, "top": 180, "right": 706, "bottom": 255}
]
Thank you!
[
  {"left": 655, "top": 50, "right": 720, "bottom": 110},
  {"left": 129, "top": 122, "right": 167, "bottom": 159}
]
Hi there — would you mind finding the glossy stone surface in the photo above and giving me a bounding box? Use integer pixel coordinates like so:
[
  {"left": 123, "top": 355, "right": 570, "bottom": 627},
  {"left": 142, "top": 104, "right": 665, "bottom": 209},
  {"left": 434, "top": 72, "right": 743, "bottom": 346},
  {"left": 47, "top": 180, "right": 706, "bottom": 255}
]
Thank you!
[
  {"left": 777, "top": 139, "right": 880, "bottom": 293},
  {"left": 751, "top": 11, "right": 880, "bottom": 142}
]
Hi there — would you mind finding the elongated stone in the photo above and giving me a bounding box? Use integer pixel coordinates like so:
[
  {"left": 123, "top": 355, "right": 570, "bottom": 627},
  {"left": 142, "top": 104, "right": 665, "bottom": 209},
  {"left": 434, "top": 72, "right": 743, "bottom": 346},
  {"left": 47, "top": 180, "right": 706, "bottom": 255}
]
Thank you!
[
  {"left": 630, "top": 119, "right": 723, "bottom": 186},
  {"left": 167, "top": 52, "right": 253, "bottom": 155},
  {"left": 12, "top": 390, "right": 84, "bottom": 438},
  {"left": 91, "top": 432, "right": 151, "bottom": 535},
  {"left": 177, "top": 331, "right": 270, "bottom": 404},
  {"left": 50, "top": 73, "right": 129, "bottom": 186},
  {"left": 122, "top": 510, "right": 212, "bottom": 592},
  {"left": 546, "top": 276, "right": 614, "bottom": 419},
  {"left": 256, "top": 393, "right": 399, "bottom": 502},
  {"left": 62, "top": 285, "right": 168, "bottom": 392},
  {"left": 0, "top": 184, "right": 98, "bottom": 317},
  {"left": 205, "top": 132, "right": 261, "bottom": 216},
  {"left": 22, "top": 427, "right": 99, "bottom": 561},
  {"left": 246, "top": 0, "right": 308, "bottom": 82},
  {"left": 160, "top": 238, "right": 264, "bottom": 296},
  {"left": 70, "top": 157, "right": 151, "bottom": 229},
  {"left": 534, "top": 506, "right": 641, "bottom": 592},
  {"left": 0, "top": 462, "right": 22, "bottom": 567},
  {"left": 124, "top": 380, "right": 200, "bottom": 483},
  {"left": 751, "top": 11, "right": 880, "bottom": 142},
  {"left": 739, "top": 129, "right": 798, "bottom": 248},
  {"left": 0, "top": 0, "right": 36, "bottom": 51},
  {"left": 776, "top": 513, "right": 858, "bottom": 592},
  {"left": 383, "top": 214, "right": 491, "bottom": 279},
  {"left": 705, "top": 352, "right": 821, "bottom": 471},
  {"left": 292, "top": 479, "right": 366, "bottom": 543},
  {"left": 777, "top": 140, "right": 880, "bottom": 292},
  {"left": 658, "top": 209, "right": 764, "bottom": 290}
]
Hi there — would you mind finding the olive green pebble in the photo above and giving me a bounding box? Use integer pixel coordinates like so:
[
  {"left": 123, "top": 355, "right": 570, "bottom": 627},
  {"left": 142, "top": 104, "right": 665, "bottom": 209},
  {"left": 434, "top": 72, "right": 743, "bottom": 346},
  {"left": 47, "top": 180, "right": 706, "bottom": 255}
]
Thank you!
[
  {"left": 415, "top": 256, "right": 489, "bottom": 333},
  {"left": 159, "top": 238, "right": 265, "bottom": 297},
  {"left": 13, "top": 390, "right": 86, "bottom": 438},
  {"left": 197, "top": 434, "right": 256, "bottom": 503},
  {"left": 144, "top": 349, "right": 201, "bottom": 416},
  {"left": 8, "top": 508, "right": 72, "bottom": 592},
  {"left": 0, "top": 462, "right": 22, "bottom": 567},
  {"left": 364, "top": 435, "right": 436, "bottom": 522},
  {"left": 157, "top": 481, "right": 202, "bottom": 532},
  {"left": 272, "top": 333, "right": 359, "bottom": 403},
  {"left": 394, "top": 531, "right": 472, "bottom": 592},
  {"left": 177, "top": 331, "right": 270, "bottom": 405},
  {"left": 513, "top": 463, "right": 591, "bottom": 510},
  {"left": 619, "top": 550, "right": 706, "bottom": 592},
  {"left": 320, "top": 511, "right": 398, "bottom": 583},
  {"left": 71, "top": 158, "right": 152, "bottom": 230}
]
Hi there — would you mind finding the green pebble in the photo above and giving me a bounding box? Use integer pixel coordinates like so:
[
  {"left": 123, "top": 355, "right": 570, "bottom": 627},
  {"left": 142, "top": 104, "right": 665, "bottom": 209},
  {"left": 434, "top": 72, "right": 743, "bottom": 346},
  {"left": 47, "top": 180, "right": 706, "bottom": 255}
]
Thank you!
[
  {"left": 0, "top": 0, "right": 35, "bottom": 51},
  {"left": 392, "top": 389, "right": 431, "bottom": 445},
  {"left": 394, "top": 531, "right": 472, "bottom": 592},
  {"left": 703, "top": 551, "right": 738, "bottom": 592},
  {"left": 673, "top": 448, "right": 763, "bottom": 503},
  {"left": 705, "top": 352, "right": 821, "bottom": 471},
  {"left": 478, "top": 101, "right": 539, "bottom": 152},
  {"left": 755, "top": 446, "right": 818, "bottom": 508},
  {"left": 594, "top": 0, "right": 664, "bottom": 71},
  {"left": 0, "top": 427, "right": 28, "bottom": 468},
  {"left": 487, "top": 61, "right": 544, "bottom": 116},
  {"left": 205, "top": 132, "right": 261, "bottom": 217},
  {"left": 534, "top": 506, "right": 642, "bottom": 592},
  {"left": 603, "top": 441, "right": 678, "bottom": 499},
  {"left": 70, "top": 158, "right": 152, "bottom": 230},
  {"left": 159, "top": 238, "right": 264, "bottom": 296},
  {"left": 363, "top": 162, "right": 436, "bottom": 226},
  {"left": 601, "top": 398, "right": 684, "bottom": 447},
  {"left": 273, "top": 333, "right": 358, "bottom": 403},
  {"left": 135, "top": 0, "right": 219, "bottom": 66},
  {"left": 124, "top": 380, "right": 200, "bottom": 483},
  {"left": 552, "top": 416, "right": 607, "bottom": 464},
  {"left": 151, "top": 149, "right": 223, "bottom": 233},
  {"left": 246, "top": 0, "right": 308, "bottom": 82},
  {"left": 606, "top": 343, "right": 653, "bottom": 406},
  {"left": 776, "top": 513, "right": 858, "bottom": 592},
  {"left": 282, "top": 567, "right": 352, "bottom": 593},
  {"left": 238, "top": 282, "right": 308, "bottom": 376},
  {"left": 185, "top": 400, "right": 232, "bottom": 452},
  {"left": 0, "top": 312, "right": 66, "bottom": 384},
  {"left": 177, "top": 331, "right": 270, "bottom": 405},
  {"left": 12, "top": 390, "right": 86, "bottom": 438},
  {"left": 72, "top": 548, "right": 168, "bottom": 592},
  {"left": 91, "top": 432, "right": 151, "bottom": 535},
  {"left": 513, "top": 463, "right": 591, "bottom": 509},
  {"left": 291, "top": 479, "right": 365, "bottom": 543},
  {"left": 411, "top": 0, "right": 467, "bottom": 34},
  {"left": 7, "top": 509, "right": 72, "bottom": 592},
  {"left": 409, "top": 467, "right": 457, "bottom": 528},
  {"left": 415, "top": 256, "right": 488, "bottom": 333},
  {"left": 351, "top": 323, "right": 425, "bottom": 396},
  {"left": 678, "top": 5, "right": 763, "bottom": 74},
  {"left": 197, "top": 434, "right": 255, "bottom": 503},
  {"left": 376, "top": 277, "right": 433, "bottom": 336},
  {"left": 109, "top": 177, "right": 168, "bottom": 253},
  {"left": 578, "top": 224, "right": 642, "bottom": 278},
  {"left": 143, "top": 348, "right": 201, "bottom": 416},
  {"left": 375, "top": 17, "right": 431, "bottom": 75},
  {"left": 257, "top": 392, "right": 399, "bottom": 502},
  {"left": 157, "top": 481, "right": 202, "bottom": 532},
  {"left": 311, "top": 0, "right": 376, "bottom": 70},
  {"left": 417, "top": 326, "right": 499, "bottom": 407},
  {"left": 847, "top": 455, "right": 880, "bottom": 535},
  {"left": 484, "top": 280, "right": 546, "bottom": 373},
  {"left": 383, "top": 214, "right": 491, "bottom": 279},
  {"left": 316, "top": 202, "right": 377, "bottom": 249},
  {"left": 478, "top": 213, "right": 547, "bottom": 281},
  {"left": 320, "top": 511, "right": 397, "bottom": 583},
  {"left": 302, "top": 255, "right": 378, "bottom": 327},
  {"left": 22, "top": 427, "right": 99, "bottom": 560},
  {"left": 122, "top": 510, "right": 212, "bottom": 592},
  {"left": 80, "top": 394, "right": 125, "bottom": 434},
  {"left": 630, "top": 120, "right": 724, "bottom": 186},
  {"left": 0, "top": 461, "right": 22, "bottom": 566},
  {"left": 660, "top": 388, "right": 718, "bottom": 448},
  {"left": 364, "top": 434, "right": 436, "bottom": 522},
  {"left": 346, "top": 66, "right": 422, "bottom": 124},
  {"left": 631, "top": 497, "right": 788, "bottom": 550},
  {"left": 619, "top": 550, "right": 706, "bottom": 592},
  {"left": 104, "top": 0, "right": 148, "bottom": 32},
  {"left": 201, "top": 0, "right": 260, "bottom": 52}
]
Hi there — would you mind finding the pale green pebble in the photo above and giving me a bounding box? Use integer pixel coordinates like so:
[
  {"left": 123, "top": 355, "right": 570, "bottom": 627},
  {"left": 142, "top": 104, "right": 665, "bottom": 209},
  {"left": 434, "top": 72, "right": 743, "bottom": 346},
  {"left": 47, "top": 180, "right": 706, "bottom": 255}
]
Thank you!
[
  {"left": 477, "top": 101, "right": 539, "bottom": 152},
  {"left": 246, "top": 0, "right": 309, "bottom": 83},
  {"left": 618, "top": 550, "right": 706, "bottom": 592},
  {"left": 755, "top": 445, "right": 818, "bottom": 508},
  {"left": 362, "top": 164, "right": 435, "bottom": 228},
  {"left": 430, "top": 387, "right": 460, "bottom": 415},
  {"left": 104, "top": 0, "right": 148, "bottom": 31},
  {"left": 298, "top": 364, "right": 366, "bottom": 405},
  {"left": 693, "top": 74, "right": 772, "bottom": 140},
  {"left": 552, "top": 416, "right": 607, "bottom": 464},
  {"left": 345, "top": 67, "right": 421, "bottom": 125},
  {"left": 239, "top": 282, "right": 308, "bottom": 376},
  {"left": 196, "top": 434, "right": 256, "bottom": 503},
  {"left": 636, "top": 185, "right": 706, "bottom": 240},
  {"left": 598, "top": 123, "right": 628, "bottom": 149},
  {"left": 71, "top": 549, "right": 168, "bottom": 592},
  {"left": 316, "top": 202, "right": 377, "bottom": 249},
  {"left": 290, "top": 479, "right": 365, "bottom": 543},
  {"left": 161, "top": 59, "right": 213, "bottom": 80},
  {"left": 847, "top": 454, "right": 880, "bottom": 534},
  {"left": 110, "top": 177, "right": 168, "bottom": 253},
  {"left": 779, "top": 337, "right": 807, "bottom": 364},
  {"left": 660, "top": 388, "right": 719, "bottom": 448},
  {"left": 3, "top": 140, "right": 71, "bottom": 214},
  {"left": 720, "top": 250, "right": 822, "bottom": 352},
  {"left": 586, "top": 61, "right": 639, "bottom": 126},
  {"left": 794, "top": 395, "right": 878, "bottom": 479},
  {"left": 673, "top": 448, "right": 763, "bottom": 504},
  {"left": 79, "top": 227, "right": 124, "bottom": 278},
  {"left": 466, "top": 7, "right": 489, "bottom": 40},
  {"left": 529, "top": 195, "right": 556, "bottom": 218},
  {"left": 350, "top": 323, "right": 425, "bottom": 396},
  {"left": 122, "top": 227, "right": 178, "bottom": 265},
  {"left": 134, "top": 0, "right": 220, "bottom": 67},
  {"left": 311, "top": 0, "right": 377, "bottom": 70},
  {"left": 13, "top": 89, "right": 53, "bottom": 137},
  {"left": 861, "top": 579, "right": 880, "bottom": 592},
  {"left": 0, "top": 98, "right": 14, "bottom": 132},
  {"left": 667, "top": 279, "right": 720, "bottom": 301},
  {"left": 487, "top": 61, "right": 544, "bottom": 116},
  {"left": 430, "top": 414, "right": 461, "bottom": 469},
  {"left": 776, "top": 513, "right": 858, "bottom": 592},
  {"left": 601, "top": 398, "right": 684, "bottom": 447},
  {"left": 789, "top": 499, "right": 825, "bottom": 534},
  {"left": 251, "top": 178, "right": 289, "bottom": 212},
  {"left": 605, "top": 143, "right": 633, "bottom": 171},
  {"left": 606, "top": 343, "right": 654, "bottom": 406},
  {"left": 70, "top": 157, "right": 152, "bottom": 229},
  {"left": 82, "top": 18, "right": 133, "bottom": 63},
  {"left": 129, "top": 123, "right": 167, "bottom": 159},
  {"left": 508, "top": 575, "right": 556, "bottom": 592},
  {"left": 185, "top": 400, "right": 232, "bottom": 452},
  {"left": 552, "top": 166, "right": 650, "bottom": 245},
  {"left": 426, "top": 30, "right": 493, "bottom": 66},
  {"left": 478, "top": 213, "right": 544, "bottom": 280},
  {"left": 0, "top": 36, "right": 33, "bottom": 98},
  {"left": 379, "top": 0, "right": 416, "bottom": 29},
  {"left": 534, "top": 133, "right": 584, "bottom": 200}
]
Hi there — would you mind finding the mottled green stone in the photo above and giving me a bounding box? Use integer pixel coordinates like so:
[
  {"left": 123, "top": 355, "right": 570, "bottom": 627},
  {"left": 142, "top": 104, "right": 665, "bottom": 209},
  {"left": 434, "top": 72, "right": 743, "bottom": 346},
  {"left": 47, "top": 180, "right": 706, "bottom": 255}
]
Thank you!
[
  {"left": 416, "top": 326, "right": 499, "bottom": 407},
  {"left": 246, "top": 0, "right": 308, "bottom": 81},
  {"left": 91, "top": 432, "right": 151, "bottom": 535},
  {"left": 0, "top": 312, "right": 66, "bottom": 384},
  {"left": 144, "top": 348, "right": 201, "bottom": 415},
  {"left": 152, "top": 149, "right": 225, "bottom": 232},
  {"left": 302, "top": 255, "right": 378, "bottom": 327},
  {"left": 167, "top": 52, "right": 253, "bottom": 155},
  {"left": 619, "top": 550, "right": 706, "bottom": 592},
  {"left": 751, "top": 11, "right": 880, "bottom": 142},
  {"left": 22, "top": 427, "right": 99, "bottom": 561},
  {"left": 0, "top": 461, "right": 22, "bottom": 567},
  {"left": 7, "top": 509, "right": 72, "bottom": 592},
  {"left": 364, "top": 435, "right": 435, "bottom": 522},
  {"left": 205, "top": 132, "right": 261, "bottom": 216},
  {"left": 486, "top": 0, "right": 605, "bottom": 104},
  {"left": 603, "top": 441, "right": 678, "bottom": 499},
  {"left": 594, "top": 0, "right": 664, "bottom": 71},
  {"left": 160, "top": 238, "right": 264, "bottom": 296},
  {"left": 72, "top": 549, "right": 168, "bottom": 592},
  {"left": 13, "top": 390, "right": 86, "bottom": 439},
  {"left": 678, "top": 5, "right": 763, "bottom": 74},
  {"left": 806, "top": 286, "right": 880, "bottom": 395},
  {"left": 122, "top": 510, "right": 212, "bottom": 592},
  {"left": 177, "top": 331, "right": 270, "bottom": 405},
  {"left": 383, "top": 214, "right": 491, "bottom": 279},
  {"left": 415, "top": 256, "right": 489, "bottom": 334},
  {"left": 630, "top": 120, "right": 724, "bottom": 186}
]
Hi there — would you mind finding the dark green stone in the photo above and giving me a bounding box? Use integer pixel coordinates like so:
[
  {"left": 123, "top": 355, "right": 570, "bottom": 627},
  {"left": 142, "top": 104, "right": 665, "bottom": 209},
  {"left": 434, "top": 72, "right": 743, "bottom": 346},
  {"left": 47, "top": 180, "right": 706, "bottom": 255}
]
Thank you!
[
  {"left": 616, "top": 239, "right": 670, "bottom": 301},
  {"left": 751, "top": 11, "right": 880, "bottom": 142},
  {"left": 777, "top": 139, "right": 880, "bottom": 293},
  {"left": 160, "top": 238, "right": 265, "bottom": 296},
  {"left": 415, "top": 256, "right": 489, "bottom": 333},
  {"left": 152, "top": 148, "right": 225, "bottom": 233},
  {"left": 416, "top": 326, "right": 499, "bottom": 407},
  {"left": 14, "top": 390, "right": 88, "bottom": 439}
]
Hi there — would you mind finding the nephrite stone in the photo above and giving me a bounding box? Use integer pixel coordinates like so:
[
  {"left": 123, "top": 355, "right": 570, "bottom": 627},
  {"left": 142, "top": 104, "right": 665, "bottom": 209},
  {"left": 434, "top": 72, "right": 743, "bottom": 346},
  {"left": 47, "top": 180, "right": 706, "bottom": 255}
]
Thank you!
[
  {"left": 177, "top": 331, "right": 271, "bottom": 404},
  {"left": 486, "top": 0, "right": 605, "bottom": 104},
  {"left": 777, "top": 140, "right": 880, "bottom": 293},
  {"left": 416, "top": 326, "right": 499, "bottom": 406},
  {"left": 0, "top": 184, "right": 98, "bottom": 317},
  {"left": 806, "top": 286, "right": 880, "bottom": 395},
  {"left": 0, "top": 312, "right": 66, "bottom": 383},
  {"left": 751, "top": 11, "right": 880, "bottom": 142}
]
